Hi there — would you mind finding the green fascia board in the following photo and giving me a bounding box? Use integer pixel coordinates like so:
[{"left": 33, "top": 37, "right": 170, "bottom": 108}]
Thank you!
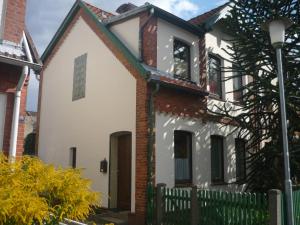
[
  {"left": 41, "top": 1, "right": 80, "bottom": 62},
  {"left": 41, "top": 0, "right": 148, "bottom": 78}
]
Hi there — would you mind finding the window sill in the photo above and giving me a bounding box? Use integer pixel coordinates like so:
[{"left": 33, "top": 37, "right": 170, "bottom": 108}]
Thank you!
[
  {"left": 173, "top": 75, "right": 196, "bottom": 84},
  {"left": 208, "top": 93, "right": 225, "bottom": 102},
  {"left": 175, "top": 183, "right": 193, "bottom": 188},
  {"left": 211, "top": 181, "right": 228, "bottom": 186}
]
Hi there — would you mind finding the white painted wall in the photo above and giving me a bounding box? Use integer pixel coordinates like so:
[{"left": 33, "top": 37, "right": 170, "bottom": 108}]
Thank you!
[
  {"left": 0, "top": 0, "right": 3, "bottom": 37},
  {"left": 155, "top": 112, "right": 244, "bottom": 191},
  {"left": 0, "top": 93, "right": 6, "bottom": 150},
  {"left": 206, "top": 24, "right": 246, "bottom": 116},
  {"left": 157, "top": 18, "right": 200, "bottom": 84},
  {"left": 110, "top": 17, "right": 140, "bottom": 58},
  {"left": 38, "top": 17, "right": 137, "bottom": 210}
]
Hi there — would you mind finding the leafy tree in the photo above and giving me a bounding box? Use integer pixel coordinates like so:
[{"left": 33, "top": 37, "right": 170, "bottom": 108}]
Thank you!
[
  {"left": 0, "top": 154, "right": 99, "bottom": 225},
  {"left": 23, "top": 132, "right": 36, "bottom": 156},
  {"left": 214, "top": 0, "right": 300, "bottom": 192}
]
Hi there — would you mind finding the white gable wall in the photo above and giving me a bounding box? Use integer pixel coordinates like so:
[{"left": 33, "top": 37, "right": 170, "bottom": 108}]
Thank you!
[
  {"left": 38, "top": 17, "right": 137, "bottom": 209},
  {"left": 110, "top": 17, "right": 140, "bottom": 58}
]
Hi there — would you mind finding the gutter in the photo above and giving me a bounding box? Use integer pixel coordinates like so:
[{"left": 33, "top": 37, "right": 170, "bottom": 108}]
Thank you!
[
  {"left": 0, "top": 54, "right": 41, "bottom": 72},
  {"left": 9, "top": 32, "right": 34, "bottom": 160}
]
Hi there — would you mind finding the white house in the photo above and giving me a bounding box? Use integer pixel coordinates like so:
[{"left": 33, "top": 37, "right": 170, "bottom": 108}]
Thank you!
[{"left": 37, "top": 1, "right": 246, "bottom": 224}]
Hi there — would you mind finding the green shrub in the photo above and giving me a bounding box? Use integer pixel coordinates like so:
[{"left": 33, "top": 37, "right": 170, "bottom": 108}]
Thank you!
[{"left": 0, "top": 154, "right": 99, "bottom": 225}]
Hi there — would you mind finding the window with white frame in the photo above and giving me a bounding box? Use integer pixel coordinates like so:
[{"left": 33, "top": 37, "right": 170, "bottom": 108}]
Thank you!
[
  {"left": 233, "top": 65, "right": 243, "bottom": 102},
  {"left": 174, "top": 39, "right": 191, "bottom": 81},
  {"left": 235, "top": 138, "right": 246, "bottom": 182},
  {"left": 174, "top": 130, "right": 193, "bottom": 185},
  {"left": 211, "top": 135, "right": 224, "bottom": 183},
  {"left": 208, "top": 54, "right": 223, "bottom": 99}
]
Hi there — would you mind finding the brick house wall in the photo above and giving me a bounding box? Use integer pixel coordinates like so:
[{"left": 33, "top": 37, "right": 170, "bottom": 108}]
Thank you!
[
  {"left": 0, "top": 0, "right": 28, "bottom": 158},
  {"left": 0, "top": 63, "right": 28, "bottom": 158},
  {"left": 3, "top": 0, "right": 27, "bottom": 43}
]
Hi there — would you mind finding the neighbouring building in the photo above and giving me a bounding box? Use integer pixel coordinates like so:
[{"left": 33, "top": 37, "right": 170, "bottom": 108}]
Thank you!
[
  {"left": 25, "top": 110, "right": 37, "bottom": 137},
  {"left": 37, "top": 1, "right": 247, "bottom": 224},
  {"left": 0, "top": 0, "right": 41, "bottom": 158}
]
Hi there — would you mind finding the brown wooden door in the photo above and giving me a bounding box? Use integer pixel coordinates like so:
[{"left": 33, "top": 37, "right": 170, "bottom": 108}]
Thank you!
[{"left": 117, "top": 134, "right": 132, "bottom": 210}]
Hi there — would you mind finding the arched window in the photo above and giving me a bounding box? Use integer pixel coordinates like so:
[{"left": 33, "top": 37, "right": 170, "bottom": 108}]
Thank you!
[{"left": 174, "top": 130, "right": 193, "bottom": 185}]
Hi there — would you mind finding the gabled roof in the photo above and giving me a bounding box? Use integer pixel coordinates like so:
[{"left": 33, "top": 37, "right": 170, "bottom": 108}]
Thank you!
[
  {"left": 104, "top": 3, "right": 205, "bottom": 36},
  {"left": 189, "top": 3, "right": 230, "bottom": 30},
  {"left": 41, "top": 0, "right": 207, "bottom": 95},
  {"left": 83, "top": 2, "right": 114, "bottom": 20},
  {"left": 0, "top": 31, "right": 42, "bottom": 71},
  {"left": 41, "top": 0, "right": 148, "bottom": 77}
]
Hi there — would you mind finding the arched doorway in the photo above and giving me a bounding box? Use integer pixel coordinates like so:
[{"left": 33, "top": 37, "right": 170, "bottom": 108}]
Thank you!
[{"left": 109, "top": 132, "right": 132, "bottom": 210}]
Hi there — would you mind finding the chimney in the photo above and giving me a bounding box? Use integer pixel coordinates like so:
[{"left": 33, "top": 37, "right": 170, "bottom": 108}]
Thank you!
[
  {"left": 1, "top": 0, "right": 27, "bottom": 44},
  {"left": 116, "top": 3, "right": 137, "bottom": 14}
]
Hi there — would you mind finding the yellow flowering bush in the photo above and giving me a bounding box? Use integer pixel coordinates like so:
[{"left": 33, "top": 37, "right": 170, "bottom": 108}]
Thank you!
[{"left": 0, "top": 154, "right": 99, "bottom": 225}]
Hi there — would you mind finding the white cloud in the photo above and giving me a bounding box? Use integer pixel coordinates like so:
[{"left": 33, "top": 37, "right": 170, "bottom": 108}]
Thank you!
[{"left": 88, "top": 0, "right": 199, "bottom": 18}]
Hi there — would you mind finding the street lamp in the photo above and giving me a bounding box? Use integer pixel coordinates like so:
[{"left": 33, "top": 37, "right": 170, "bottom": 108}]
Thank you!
[{"left": 262, "top": 18, "right": 294, "bottom": 225}]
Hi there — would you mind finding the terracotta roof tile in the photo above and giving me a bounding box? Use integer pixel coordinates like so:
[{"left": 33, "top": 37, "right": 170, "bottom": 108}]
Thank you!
[
  {"left": 83, "top": 1, "right": 114, "bottom": 20},
  {"left": 189, "top": 3, "right": 227, "bottom": 25}
]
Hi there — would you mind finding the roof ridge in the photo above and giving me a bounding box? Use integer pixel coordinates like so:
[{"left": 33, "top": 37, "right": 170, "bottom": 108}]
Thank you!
[
  {"left": 189, "top": 3, "right": 228, "bottom": 25},
  {"left": 82, "top": 1, "right": 115, "bottom": 20}
]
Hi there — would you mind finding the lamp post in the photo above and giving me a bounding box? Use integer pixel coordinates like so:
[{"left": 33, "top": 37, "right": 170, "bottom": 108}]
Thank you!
[{"left": 262, "top": 18, "right": 294, "bottom": 225}]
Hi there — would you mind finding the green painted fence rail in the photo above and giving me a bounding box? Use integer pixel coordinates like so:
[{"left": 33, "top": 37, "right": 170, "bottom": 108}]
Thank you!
[
  {"left": 197, "top": 189, "right": 268, "bottom": 225},
  {"left": 162, "top": 187, "right": 191, "bottom": 225},
  {"left": 147, "top": 185, "right": 269, "bottom": 225},
  {"left": 282, "top": 189, "right": 300, "bottom": 225}
]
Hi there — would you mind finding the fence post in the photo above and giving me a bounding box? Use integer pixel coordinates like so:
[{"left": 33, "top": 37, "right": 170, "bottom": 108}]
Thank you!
[
  {"left": 156, "top": 183, "right": 166, "bottom": 225},
  {"left": 268, "top": 189, "right": 282, "bottom": 225},
  {"left": 191, "top": 185, "right": 199, "bottom": 225}
]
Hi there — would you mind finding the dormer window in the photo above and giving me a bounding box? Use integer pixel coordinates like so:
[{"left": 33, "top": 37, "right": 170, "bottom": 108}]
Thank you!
[{"left": 174, "top": 39, "right": 191, "bottom": 81}]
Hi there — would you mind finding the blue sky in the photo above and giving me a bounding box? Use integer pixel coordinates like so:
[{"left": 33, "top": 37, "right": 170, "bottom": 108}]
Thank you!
[{"left": 25, "top": 0, "right": 226, "bottom": 111}]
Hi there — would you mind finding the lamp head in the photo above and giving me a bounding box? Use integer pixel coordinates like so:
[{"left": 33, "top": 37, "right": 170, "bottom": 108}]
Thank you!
[{"left": 262, "top": 17, "right": 293, "bottom": 48}]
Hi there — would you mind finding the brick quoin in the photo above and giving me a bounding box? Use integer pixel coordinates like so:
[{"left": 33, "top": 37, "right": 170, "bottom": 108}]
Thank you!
[
  {"left": 0, "top": 63, "right": 28, "bottom": 158},
  {"left": 199, "top": 35, "right": 207, "bottom": 89},
  {"left": 140, "top": 11, "right": 157, "bottom": 67},
  {"left": 3, "top": 0, "right": 27, "bottom": 43}
]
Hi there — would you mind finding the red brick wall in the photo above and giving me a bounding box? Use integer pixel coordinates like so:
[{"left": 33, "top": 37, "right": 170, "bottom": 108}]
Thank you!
[
  {"left": 199, "top": 35, "right": 207, "bottom": 89},
  {"left": 3, "top": 0, "right": 27, "bottom": 43},
  {"left": 140, "top": 12, "right": 157, "bottom": 67},
  {"left": 0, "top": 62, "right": 28, "bottom": 158},
  {"left": 155, "top": 87, "right": 206, "bottom": 118}
]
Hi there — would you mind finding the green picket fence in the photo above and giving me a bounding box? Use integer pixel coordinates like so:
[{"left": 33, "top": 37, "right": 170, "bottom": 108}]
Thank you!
[
  {"left": 162, "top": 187, "right": 191, "bottom": 225},
  {"left": 293, "top": 190, "right": 300, "bottom": 224},
  {"left": 147, "top": 186, "right": 269, "bottom": 225},
  {"left": 282, "top": 189, "right": 300, "bottom": 225},
  {"left": 197, "top": 189, "right": 268, "bottom": 225}
]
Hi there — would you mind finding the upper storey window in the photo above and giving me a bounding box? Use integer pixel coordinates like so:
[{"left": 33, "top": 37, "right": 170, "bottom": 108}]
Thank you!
[
  {"left": 233, "top": 67, "right": 243, "bottom": 102},
  {"left": 208, "top": 54, "right": 222, "bottom": 99},
  {"left": 174, "top": 39, "right": 191, "bottom": 81}
]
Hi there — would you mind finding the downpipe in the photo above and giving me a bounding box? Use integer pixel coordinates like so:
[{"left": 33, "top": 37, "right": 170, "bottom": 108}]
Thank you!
[{"left": 9, "top": 32, "right": 33, "bottom": 160}]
